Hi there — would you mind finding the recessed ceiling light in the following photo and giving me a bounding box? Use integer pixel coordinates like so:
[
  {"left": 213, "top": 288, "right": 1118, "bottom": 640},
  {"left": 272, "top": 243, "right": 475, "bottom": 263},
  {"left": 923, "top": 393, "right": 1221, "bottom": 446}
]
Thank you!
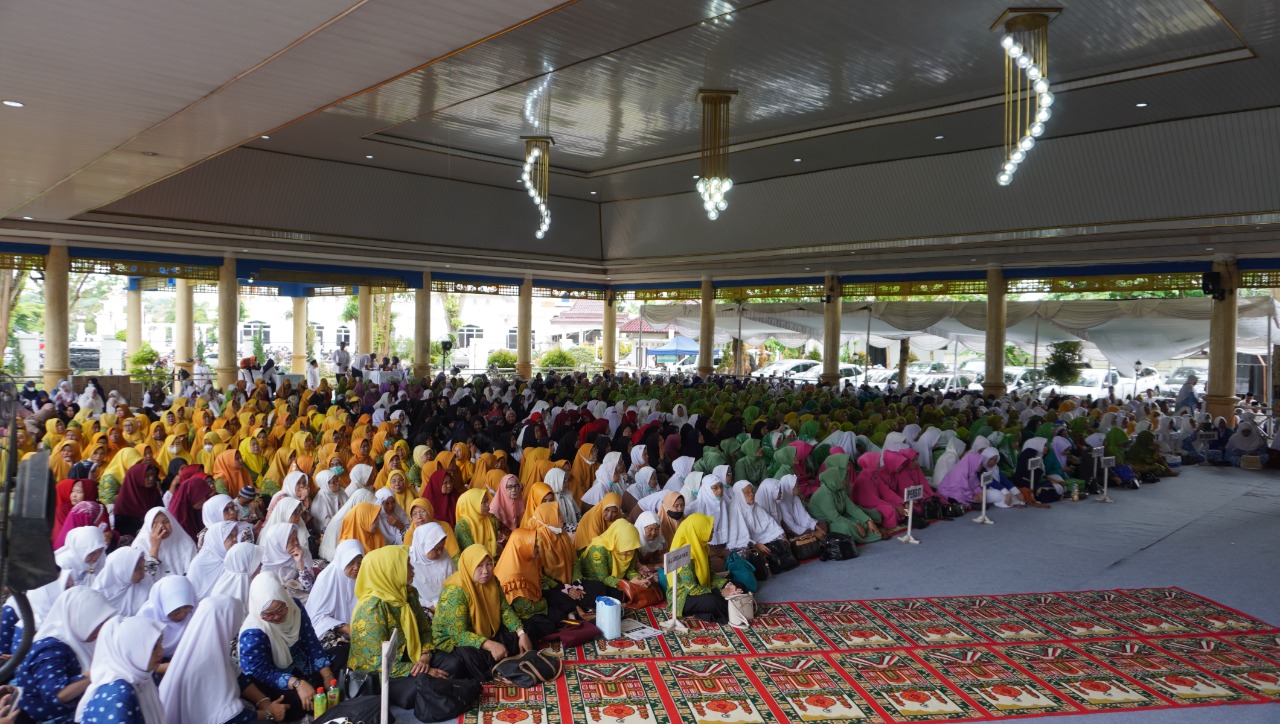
[
  {"left": 793, "top": 158, "right": 802, "bottom": 163},
  {"left": 260, "top": 135, "right": 270, "bottom": 139},
  {"left": 804, "top": 267, "right": 811, "bottom": 271},
  {"left": 692, "top": 175, "right": 700, "bottom": 179},
  {"left": 590, "top": 191, "right": 597, "bottom": 195},
  {"left": 142, "top": 151, "right": 158, "bottom": 157},
  {"left": 1205, "top": 247, "right": 1214, "bottom": 251},
  {"left": 365, "top": 155, "right": 373, "bottom": 159},
  {"left": 240, "top": 249, "right": 250, "bottom": 252},
  {"left": 970, "top": 258, "right": 977, "bottom": 262},
  {"left": 2, "top": 100, "right": 23, "bottom": 108},
  {"left": 1135, "top": 103, "right": 1148, "bottom": 108},
  {"left": 849, "top": 251, "right": 857, "bottom": 254},
  {"left": 21, "top": 216, "right": 32, "bottom": 220},
  {"left": 934, "top": 135, "right": 944, "bottom": 140}
]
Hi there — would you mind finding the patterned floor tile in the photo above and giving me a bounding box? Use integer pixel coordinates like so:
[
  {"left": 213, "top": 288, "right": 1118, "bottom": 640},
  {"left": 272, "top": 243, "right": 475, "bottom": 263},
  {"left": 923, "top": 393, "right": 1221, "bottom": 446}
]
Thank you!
[
  {"left": 831, "top": 650, "right": 987, "bottom": 720},
  {"left": 744, "top": 655, "right": 890, "bottom": 722},
  {"left": 805, "top": 601, "right": 914, "bottom": 649},
  {"left": 995, "top": 644, "right": 1158, "bottom": 710},
  {"left": 1149, "top": 636, "right": 1280, "bottom": 700},
  {"left": 916, "top": 646, "right": 1076, "bottom": 716}
]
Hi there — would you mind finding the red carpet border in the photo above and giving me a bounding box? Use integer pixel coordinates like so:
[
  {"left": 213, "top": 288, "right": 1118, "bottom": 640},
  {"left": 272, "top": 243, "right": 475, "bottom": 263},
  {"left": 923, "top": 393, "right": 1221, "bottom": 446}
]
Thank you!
[{"left": 462, "top": 587, "right": 1280, "bottom": 722}]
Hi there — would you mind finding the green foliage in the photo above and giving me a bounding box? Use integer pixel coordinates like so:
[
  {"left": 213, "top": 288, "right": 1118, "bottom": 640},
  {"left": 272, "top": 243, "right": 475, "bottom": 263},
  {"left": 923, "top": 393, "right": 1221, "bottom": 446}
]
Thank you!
[
  {"left": 5, "top": 331, "right": 24, "bottom": 376},
  {"left": 840, "top": 346, "right": 868, "bottom": 366},
  {"left": 252, "top": 330, "right": 266, "bottom": 362},
  {"left": 567, "top": 345, "right": 597, "bottom": 367},
  {"left": 196, "top": 338, "right": 206, "bottom": 360},
  {"left": 538, "top": 348, "right": 577, "bottom": 369},
  {"left": 487, "top": 350, "right": 518, "bottom": 369},
  {"left": 805, "top": 347, "right": 822, "bottom": 361},
  {"left": 128, "top": 343, "right": 161, "bottom": 376},
  {"left": 305, "top": 323, "right": 316, "bottom": 360},
  {"left": 114, "top": 330, "right": 127, "bottom": 342},
  {"left": 617, "top": 341, "right": 633, "bottom": 359},
  {"left": 1043, "top": 341, "right": 1085, "bottom": 386},
  {"left": 341, "top": 296, "right": 358, "bottom": 323},
  {"left": 1004, "top": 343, "right": 1032, "bottom": 367}
]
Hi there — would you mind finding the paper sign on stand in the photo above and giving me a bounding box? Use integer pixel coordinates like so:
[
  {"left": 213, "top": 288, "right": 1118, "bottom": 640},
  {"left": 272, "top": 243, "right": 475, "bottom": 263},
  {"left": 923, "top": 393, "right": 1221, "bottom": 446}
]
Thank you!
[
  {"left": 660, "top": 545, "right": 691, "bottom": 632},
  {"left": 974, "top": 471, "right": 995, "bottom": 525},
  {"left": 381, "top": 628, "right": 399, "bottom": 723},
  {"left": 1097, "top": 456, "right": 1116, "bottom": 503},
  {"left": 1196, "top": 431, "right": 1216, "bottom": 465},
  {"left": 898, "top": 485, "right": 923, "bottom": 544}
]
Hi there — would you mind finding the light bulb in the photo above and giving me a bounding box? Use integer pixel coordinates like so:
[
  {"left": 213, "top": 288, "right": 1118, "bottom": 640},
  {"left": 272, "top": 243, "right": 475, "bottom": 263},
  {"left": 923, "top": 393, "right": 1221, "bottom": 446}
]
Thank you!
[
  {"left": 1030, "top": 122, "right": 1045, "bottom": 137},
  {"left": 533, "top": 195, "right": 541, "bottom": 205},
  {"left": 716, "top": 199, "right": 727, "bottom": 211},
  {"left": 538, "top": 202, "right": 547, "bottom": 212},
  {"left": 722, "top": 178, "right": 733, "bottom": 192},
  {"left": 1007, "top": 43, "right": 1022, "bottom": 58},
  {"left": 1001, "top": 34, "right": 1015, "bottom": 49},
  {"left": 1016, "top": 54, "right": 1032, "bottom": 68},
  {"left": 527, "top": 188, "right": 536, "bottom": 198},
  {"left": 696, "top": 178, "right": 708, "bottom": 193},
  {"left": 1003, "top": 161, "right": 1017, "bottom": 173},
  {"left": 1033, "top": 78, "right": 1049, "bottom": 94},
  {"left": 530, "top": 147, "right": 540, "bottom": 157},
  {"left": 1036, "top": 108, "right": 1051, "bottom": 123},
  {"left": 997, "top": 172, "right": 1012, "bottom": 186},
  {"left": 535, "top": 230, "right": 545, "bottom": 239},
  {"left": 1011, "top": 149, "right": 1026, "bottom": 163},
  {"left": 708, "top": 209, "right": 719, "bottom": 221},
  {"left": 704, "top": 200, "right": 716, "bottom": 212},
  {"left": 1038, "top": 91, "right": 1054, "bottom": 107},
  {"left": 1027, "top": 65, "right": 1041, "bottom": 81},
  {"left": 1020, "top": 136, "right": 1035, "bottom": 151},
  {"left": 712, "top": 191, "right": 724, "bottom": 203},
  {"left": 523, "top": 163, "right": 532, "bottom": 172}
]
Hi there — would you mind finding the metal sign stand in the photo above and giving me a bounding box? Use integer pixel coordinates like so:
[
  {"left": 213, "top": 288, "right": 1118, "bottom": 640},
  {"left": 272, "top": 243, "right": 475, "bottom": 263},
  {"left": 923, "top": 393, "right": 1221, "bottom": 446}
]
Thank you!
[
  {"left": 1027, "top": 456, "right": 1044, "bottom": 502},
  {"left": 659, "top": 545, "right": 690, "bottom": 633},
  {"left": 1097, "top": 455, "right": 1116, "bottom": 503},
  {"left": 1197, "top": 431, "right": 1216, "bottom": 465},
  {"left": 974, "top": 471, "right": 995, "bottom": 525},
  {"left": 898, "top": 485, "right": 923, "bottom": 544}
]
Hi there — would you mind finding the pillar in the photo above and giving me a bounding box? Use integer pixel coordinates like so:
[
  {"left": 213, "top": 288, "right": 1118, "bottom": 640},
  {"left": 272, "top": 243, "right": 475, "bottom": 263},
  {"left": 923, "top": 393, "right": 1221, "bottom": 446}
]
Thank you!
[
  {"left": 733, "top": 338, "right": 745, "bottom": 376},
  {"left": 41, "top": 243, "right": 70, "bottom": 391},
  {"left": 983, "top": 266, "right": 1007, "bottom": 398},
  {"left": 897, "top": 338, "right": 911, "bottom": 387},
  {"left": 357, "top": 286, "right": 373, "bottom": 357},
  {"left": 820, "top": 274, "right": 842, "bottom": 385},
  {"left": 1205, "top": 257, "right": 1239, "bottom": 420},
  {"left": 216, "top": 257, "right": 238, "bottom": 389},
  {"left": 602, "top": 290, "right": 617, "bottom": 373},
  {"left": 413, "top": 271, "right": 432, "bottom": 380},
  {"left": 698, "top": 279, "right": 714, "bottom": 377},
  {"left": 174, "top": 278, "right": 194, "bottom": 380},
  {"left": 516, "top": 278, "right": 533, "bottom": 378},
  {"left": 291, "top": 296, "right": 308, "bottom": 374},
  {"left": 125, "top": 286, "right": 142, "bottom": 361}
]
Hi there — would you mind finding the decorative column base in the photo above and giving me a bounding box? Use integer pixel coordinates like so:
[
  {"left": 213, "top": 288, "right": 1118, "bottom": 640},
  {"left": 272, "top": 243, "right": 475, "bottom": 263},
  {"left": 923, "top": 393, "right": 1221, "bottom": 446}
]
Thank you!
[
  {"left": 42, "top": 367, "right": 72, "bottom": 392},
  {"left": 819, "top": 372, "right": 841, "bottom": 386},
  {"left": 982, "top": 382, "right": 1007, "bottom": 398},
  {"left": 216, "top": 366, "right": 237, "bottom": 390},
  {"left": 1203, "top": 393, "right": 1238, "bottom": 422},
  {"left": 516, "top": 363, "right": 532, "bottom": 378}
]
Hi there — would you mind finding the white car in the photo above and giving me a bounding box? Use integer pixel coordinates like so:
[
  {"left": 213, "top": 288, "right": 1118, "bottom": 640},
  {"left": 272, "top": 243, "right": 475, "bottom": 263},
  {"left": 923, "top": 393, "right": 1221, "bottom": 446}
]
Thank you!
[
  {"left": 915, "top": 373, "right": 977, "bottom": 392},
  {"left": 854, "top": 368, "right": 898, "bottom": 389},
  {"left": 751, "top": 359, "right": 820, "bottom": 379},
  {"left": 1038, "top": 368, "right": 1120, "bottom": 398},
  {"left": 967, "top": 367, "right": 1046, "bottom": 394},
  {"left": 793, "top": 363, "right": 861, "bottom": 384},
  {"left": 1163, "top": 366, "right": 1207, "bottom": 396}
]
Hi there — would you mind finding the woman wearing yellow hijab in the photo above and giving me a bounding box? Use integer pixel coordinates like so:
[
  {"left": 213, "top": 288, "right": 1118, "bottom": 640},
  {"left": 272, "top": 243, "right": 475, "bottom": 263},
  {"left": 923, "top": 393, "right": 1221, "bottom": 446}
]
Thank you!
[
  {"left": 518, "top": 447, "right": 551, "bottom": 489},
  {"left": 404, "top": 498, "right": 459, "bottom": 556},
  {"left": 577, "top": 518, "right": 645, "bottom": 589},
  {"left": 452, "top": 488, "right": 497, "bottom": 558},
  {"left": 451, "top": 443, "right": 474, "bottom": 485},
  {"left": 384, "top": 470, "right": 417, "bottom": 523},
  {"left": 155, "top": 428, "right": 191, "bottom": 476},
  {"left": 470, "top": 453, "right": 499, "bottom": 490},
  {"left": 574, "top": 492, "right": 622, "bottom": 551},
  {"left": 49, "top": 439, "right": 79, "bottom": 481},
  {"left": 405, "top": 445, "right": 433, "bottom": 489},
  {"left": 196, "top": 429, "right": 230, "bottom": 475},
  {"left": 520, "top": 483, "right": 554, "bottom": 528},
  {"left": 263, "top": 447, "right": 298, "bottom": 492},
  {"left": 238, "top": 436, "right": 269, "bottom": 488},
  {"left": 569, "top": 442, "right": 598, "bottom": 500},
  {"left": 41, "top": 418, "right": 66, "bottom": 451},
  {"left": 373, "top": 447, "right": 407, "bottom": 490},
  {"left": 669, "top": 513, "right": 741, "bottom": 623},
  {"left": 347, "top": 545, "right": 458, "bottom": 679},
  {"left": 99, "top": 448, "right": 143, "bottom": 505},
  {"left": 432, "top": 544, "right": 531, "bottom": 658}
]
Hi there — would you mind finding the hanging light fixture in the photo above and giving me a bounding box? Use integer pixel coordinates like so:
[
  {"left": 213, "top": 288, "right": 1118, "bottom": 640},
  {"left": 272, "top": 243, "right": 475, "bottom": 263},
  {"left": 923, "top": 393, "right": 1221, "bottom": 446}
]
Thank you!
[
  {"left": 995, "top": 12, "right": 1054, "bottom": 186},
  {"left": 696, "top": 89, "right": 736, "bottom": 220},
  {"left": 520, "top": 136, "right": 553, "bottom": 238}
]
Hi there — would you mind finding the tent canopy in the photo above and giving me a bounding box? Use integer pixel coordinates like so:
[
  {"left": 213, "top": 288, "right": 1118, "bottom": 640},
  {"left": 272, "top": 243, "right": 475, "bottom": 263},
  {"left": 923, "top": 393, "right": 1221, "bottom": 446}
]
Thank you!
[{"left": 646, "top": 335, "right": 700, "bottom": 356}]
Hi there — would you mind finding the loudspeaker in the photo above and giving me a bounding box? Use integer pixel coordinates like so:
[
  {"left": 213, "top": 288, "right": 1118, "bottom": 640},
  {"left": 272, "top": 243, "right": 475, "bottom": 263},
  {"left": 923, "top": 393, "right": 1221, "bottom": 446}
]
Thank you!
[
  {"left": 6, "top": 451, "right": 58, "bottom": 592},
  {"left": 441, "top": 340, "right": 453, "bottom": 353},
  {"left": 1200, "top": 271, "right": 1227, "bottom": 300}
]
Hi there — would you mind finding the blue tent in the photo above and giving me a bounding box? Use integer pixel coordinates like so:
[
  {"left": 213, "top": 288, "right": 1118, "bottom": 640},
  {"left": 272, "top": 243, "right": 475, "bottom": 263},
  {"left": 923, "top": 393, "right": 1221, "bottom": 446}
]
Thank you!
[{"left": 646, "top": 335, "right": 700, "bottom": 356}]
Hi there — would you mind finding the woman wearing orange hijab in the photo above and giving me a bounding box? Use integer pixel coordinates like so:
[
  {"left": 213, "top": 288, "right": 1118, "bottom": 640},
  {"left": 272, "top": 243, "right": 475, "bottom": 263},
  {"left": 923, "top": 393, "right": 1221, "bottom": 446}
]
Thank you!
[
  {"left": 348, "top": 437, "right": 376, "bottom": 472},
  {"left": 569, "top": 442, "right": 598, "bottom": 500},
  {"left": 493, "top": 528, "right": 561, "bottom": 634},
  {"left": 212, "top": 448, "right": 252, "bottom": 498},
  {"left": 518, "top": 447, "right": 550, "bottom": 489},
  {"left": 525, "top": 502, "right": 601, "bottom": 621},
  {"left": 520, "top": 483, "right": 554, "bottom": 527},
  {"left": 470, "top": 453, "right": 499, "bottom": 490},
  {"left": 451, "top": 443, "right": 475, "bottom": 485},
  {"left": 339, "top": 501, "right": 386, "bottom": 552}
]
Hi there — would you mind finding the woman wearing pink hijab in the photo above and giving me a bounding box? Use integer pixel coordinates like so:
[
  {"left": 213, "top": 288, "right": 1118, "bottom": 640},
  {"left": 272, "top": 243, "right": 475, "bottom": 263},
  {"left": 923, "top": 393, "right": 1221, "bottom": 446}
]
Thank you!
[
  {"left": 878, "top": 448, "right": 942, "bottom": 517},
  {"left": 852, "top": 452, "right": 907, "bottom": 530},
  {"left": 488, "top": 474, "right": 525, "bottom": 537}
]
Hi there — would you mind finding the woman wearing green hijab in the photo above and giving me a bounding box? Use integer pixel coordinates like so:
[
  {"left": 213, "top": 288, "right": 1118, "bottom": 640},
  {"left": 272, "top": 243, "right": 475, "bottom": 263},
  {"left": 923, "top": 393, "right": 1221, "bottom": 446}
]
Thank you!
[
  {"left": 734, "top": 439, "right": 768, "bottom": 485},
  {"left": 692, "top": 445, "right": 727, "bottom": 474},
  {"left": 768, "top": 445, "right": 798, "bottom": 480},
  {"left": 806, "top": 465, "right": 881, "bottom": 543}
]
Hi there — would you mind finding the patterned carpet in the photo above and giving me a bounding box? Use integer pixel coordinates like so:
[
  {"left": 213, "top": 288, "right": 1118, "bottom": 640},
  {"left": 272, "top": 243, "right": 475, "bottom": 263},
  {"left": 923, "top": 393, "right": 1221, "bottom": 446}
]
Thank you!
[{"left": 462, "top": 588, "right": 1280, "bottom": 723}]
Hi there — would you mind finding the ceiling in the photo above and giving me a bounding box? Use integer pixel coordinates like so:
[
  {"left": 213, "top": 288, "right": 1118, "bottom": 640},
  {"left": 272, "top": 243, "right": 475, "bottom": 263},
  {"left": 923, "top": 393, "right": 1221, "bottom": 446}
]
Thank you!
[{"left": 2, "top": 0, "right": 1279, "bottom": 283}]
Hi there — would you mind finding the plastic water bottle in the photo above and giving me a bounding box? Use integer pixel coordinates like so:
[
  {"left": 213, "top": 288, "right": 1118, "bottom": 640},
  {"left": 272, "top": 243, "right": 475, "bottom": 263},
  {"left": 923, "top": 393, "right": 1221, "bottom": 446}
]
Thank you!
[
  {"left": 313, "top": 687, "right": 327, "bottom": 717},
  {"left": 1071, "top": 482, "right": 1079, "bottom": 502},
  {"left": 327, "top": 680, "right": 339, "bottom": 708}
]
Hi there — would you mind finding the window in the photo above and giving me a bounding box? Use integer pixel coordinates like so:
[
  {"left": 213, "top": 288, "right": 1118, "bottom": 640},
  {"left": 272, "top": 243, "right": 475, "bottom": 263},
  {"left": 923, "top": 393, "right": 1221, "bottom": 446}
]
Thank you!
[
  {"left": 335, "top": 325, "right": 351, "bottom": 346},
  {"left": 310, "top": 323, "right": 324, "bottom": 346},
  {"left": 506, "top": 327, "right": 519, "bottom": 350},
  {"left": 458, "top": 324, "right": 484, "bottom": 348},
  {"left": 241, "top": 321, "right": 271, "bottom": 344}
]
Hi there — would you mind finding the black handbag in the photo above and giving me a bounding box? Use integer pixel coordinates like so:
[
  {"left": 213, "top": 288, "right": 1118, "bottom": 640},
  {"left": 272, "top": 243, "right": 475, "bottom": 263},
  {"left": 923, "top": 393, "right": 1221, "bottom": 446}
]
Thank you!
[
  {"left": 790, "top": 533, "right": 823, "bottom": 561},
  {"left": 819, "top": 532, "right": 858, "bottom": 561},
  {"left": 492, "top": 650, "right": 563, "bottom": 688},
  {"left": 413, "top": 674, "right": 482, "bottom": 722},
  {"left": 745, "top": 548, "right": 771, "bottom": 581},
  {"left": 923, "top": 497, "right": 944, "bottom": 521},
  {"left": 764, "top": 539, "right": 797, "bottom": 573},
  {"left": 943, "top": 499, "right": 967, "bottom": 519},
  {"left": 315, "top": 695, "right": 390, "bottom": 724}
]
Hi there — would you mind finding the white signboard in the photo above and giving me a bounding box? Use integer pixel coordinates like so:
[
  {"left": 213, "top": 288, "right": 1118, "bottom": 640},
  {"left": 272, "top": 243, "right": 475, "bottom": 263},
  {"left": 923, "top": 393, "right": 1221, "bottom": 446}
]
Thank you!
[
  {"left": 1028, "top": 457, "right": 1045, "bottom": 471},
  {"left": 664, "top": 544, "right": 691, "bottom": 573},
  {"left": 1197, "top": 432, "right": 1218, "bottom": 442},
  {"left": 381, "top": 628, "right": 399, "bottom": 723},
  {"left": 1100, "top": 456, "right": 1116, "bottom": 467},
  {"left": 903, "top": 485, "right": 924, "bottom": 503},
  {"left": 979, "top": 471, "right": 994, "bottom": 486}
]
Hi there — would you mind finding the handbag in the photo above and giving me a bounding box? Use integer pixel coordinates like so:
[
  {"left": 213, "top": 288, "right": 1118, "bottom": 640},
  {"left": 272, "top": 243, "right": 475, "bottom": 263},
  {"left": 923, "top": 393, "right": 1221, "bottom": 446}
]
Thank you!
[
  {"left": 725, "top": 592, "right": 756, "bottom": 629},
  {"left": 790, "top": 533, "right": 823, "bottom": 561},
  {"left": 616, "top": 578, "right": 664, "bottom": 610},
  {"left": 725, "top": 552, "right": 759, "bottom": 593},
  {"left": 492, "top": 650, "right": 563, "bottom": 688},
  {"left": 923, "top": 497, "right": 944, "bottom": 521},
  {"left": 541, "top": 621, "right": 603, "bottom": 649},
  {"left": 314, "top": 695, "right": 390, "bottom": 724},
  {"left": 819, "top": 532, "right": 858, "bottom": 561},
  {"left": 744, "top": 548, "right": 770, "bottom": 581},
  {"left": 413, "top": 674, "right": 482, "bottom": 722},
  {"left": 764, "top": 539, "right": 797, "bottom": 573}
]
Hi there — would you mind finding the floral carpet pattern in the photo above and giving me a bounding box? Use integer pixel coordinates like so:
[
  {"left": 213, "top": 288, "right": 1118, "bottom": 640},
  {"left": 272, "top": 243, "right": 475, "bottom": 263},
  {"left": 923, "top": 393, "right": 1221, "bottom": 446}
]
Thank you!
[{"left": 460, "top": 588, "right": 1280, "bottom": 723}]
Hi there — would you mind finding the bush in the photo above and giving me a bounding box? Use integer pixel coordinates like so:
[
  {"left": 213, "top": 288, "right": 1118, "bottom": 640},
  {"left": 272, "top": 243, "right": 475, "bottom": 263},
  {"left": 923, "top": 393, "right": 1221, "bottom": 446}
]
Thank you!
[
  {"left": 128, "top": 343, "right": 161, "bottom": 376},
  {"left": 567, "top": 345, "right": 597, "bottom": 367},
  {"left": 806, "top": 347, "right": 822, "bottom": 361},
  {"left": 487, "top": 350, "right": 518, "bottom": 369},
  {"left": 113, "top": 330, "right": 127, "bottom": 342},
  {"left": 1044, "top": 341, "right": 1085, "bottom": 386},
  {"left": 538, "top": 348, "right": 577, "bottom": 369}
]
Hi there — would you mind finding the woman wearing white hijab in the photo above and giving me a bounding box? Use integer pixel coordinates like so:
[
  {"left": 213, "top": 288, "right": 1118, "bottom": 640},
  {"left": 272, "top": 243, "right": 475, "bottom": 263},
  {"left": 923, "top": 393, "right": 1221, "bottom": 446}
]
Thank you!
[
  {"left": 210, "top": 542, "right": 262, "bottom": 607},
  {"left": 932, "top": 438, "right": 967, "bottom": 487},
  {"left": 626, "top": 466, "right": 658, "bottom": 501},
  {"left": 160, "top": 595, "right": 284, "bottom": 724},
  {"left": 665, "top": 456, "right": 695, "bottom": 493},
  {"left": 632, "top": 511, "right": 666, "bottom": 568},
  {"left": 582, "top": 451, "right": 627, "bottom": 506},
  {"left": 11, "top": 587, "right": 115, "bottom": 723},
  {"left": 305, "top": 539, "right": 363, "bottom": 667},
  {"left": 196, "top": 493, "right": 241, "bottom": 550},
  {"left": 186, "top": 520, "right": 240, "bottom": 597},
  {"left": 92, "top": 547, "right": 152, "bottom": 616},
  {"left": 373, "top": 488, "right": 407, "bottom": 544},
  {"left": 320, "top": 488, "right": 376, "bottom": 560},
  {"left": 686, "top": 474, "right": 751, "bottom": 553},
  {"left": 259, "top": 523, "right": 315, "bottom": 596},
  {"left": 264, "top": 497, "right": 314, "bottom": 571},
  {"left": 543, "top": 467, "right": 580, "bottom": 531},
  {"left": 628, "top": 445, "right": 647, "bottom": 475},
  {"left": 137, "top": 575, "right": 197, "bottom": 659},
  {"left": 76, "top": 616, "right": 166, "bottom": 724},
  {"left": 238, "top": 573, "right": 335, "bottom": 721},
  {"left": 310, "top": 468, "right": 346, "bottom": 530},
  {"left": 344, "top": 462, "right": 375, "bottom": 496},
  {"left": 409, "top": 522, "right": 455, "bottom": 610},
  {"left": 774, "top": 474, "right": 822, "bottom": 537},
  {"left": 132, "top": 507, "right": 196, "bottom": 579},
  {"left": 732, "top": 480, "right": 786, "bottom": 548},
  {"left": 914, "top": 427, "right": 943, "bottom": 473},
  {"left": 54, "top": 525, "right": 107, "bottom": 586}
]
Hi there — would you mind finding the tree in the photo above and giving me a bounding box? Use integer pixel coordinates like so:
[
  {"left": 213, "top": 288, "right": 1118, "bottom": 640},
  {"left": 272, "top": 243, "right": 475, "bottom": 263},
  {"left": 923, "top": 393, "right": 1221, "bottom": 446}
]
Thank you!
[
  {"left": 440, "top": 292, "right": 462, "bottom": 344},
  {"left": 538, "top": 348, "right": 576, "bottom": 369},
  {"left": 487, "top": 350, "right": 518, "bottom": 369},
  {"left": 252, "top": 330, "right": 265, "bottom": 362},
  {"left": 1004, "top": 343, "right": 1032, "bottom": 367},
  {"left": 1044, "top": 341, "right": 1085, "bottom": 386},
  {"left": 128, "top": 343, "right": 161, "bottom": 376}
]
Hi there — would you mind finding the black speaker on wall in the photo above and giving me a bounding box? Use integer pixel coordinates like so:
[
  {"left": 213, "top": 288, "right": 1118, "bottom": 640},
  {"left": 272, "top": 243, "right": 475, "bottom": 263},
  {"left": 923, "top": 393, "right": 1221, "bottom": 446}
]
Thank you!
[{"left": 1201, "top": 271, "right": 1226, "bottom": 301}]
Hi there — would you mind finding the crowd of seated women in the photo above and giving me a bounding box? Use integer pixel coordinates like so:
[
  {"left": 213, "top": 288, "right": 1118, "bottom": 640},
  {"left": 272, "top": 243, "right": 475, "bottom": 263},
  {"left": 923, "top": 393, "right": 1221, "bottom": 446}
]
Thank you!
[{"left": 0, "top": 367, "right": 1266, "bottom": 722}]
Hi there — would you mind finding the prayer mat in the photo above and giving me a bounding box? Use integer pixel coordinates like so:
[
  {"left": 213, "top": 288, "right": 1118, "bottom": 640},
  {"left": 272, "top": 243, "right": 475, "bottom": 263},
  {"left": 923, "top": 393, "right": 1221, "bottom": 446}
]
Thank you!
[{"left": 459, "top": 587, "right": 1279, "bottom": 723}]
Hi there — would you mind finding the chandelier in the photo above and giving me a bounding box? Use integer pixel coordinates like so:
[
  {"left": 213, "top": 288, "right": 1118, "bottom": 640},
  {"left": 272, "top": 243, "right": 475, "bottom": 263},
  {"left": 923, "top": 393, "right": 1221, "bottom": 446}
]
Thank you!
[
  {"left": 520, "top": 136, "right": 553, "bottom": 238},
  {"left": 696, "top": 89, "right": 736, "bottom": 220},
  {"left": 996, "top": 12, "right": 1053, "bottom": 186}
]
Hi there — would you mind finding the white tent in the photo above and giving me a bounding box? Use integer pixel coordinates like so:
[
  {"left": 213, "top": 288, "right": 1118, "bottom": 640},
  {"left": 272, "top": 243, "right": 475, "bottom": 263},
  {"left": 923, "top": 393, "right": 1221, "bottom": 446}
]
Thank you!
[{"left": 640, "top": 296, "right": 1280, "bottom": 376}]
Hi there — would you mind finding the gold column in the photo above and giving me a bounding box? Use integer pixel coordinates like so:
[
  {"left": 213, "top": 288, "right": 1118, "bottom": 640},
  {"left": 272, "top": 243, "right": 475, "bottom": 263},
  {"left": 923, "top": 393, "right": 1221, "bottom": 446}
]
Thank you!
[
  {"left": 125, "top": 286, "right": 143, "bottom": 361},
  {"left": 413, "top": 271, "right": 432, "bottom": 380},
  {"left": 897, "top": 338, "right": 911, "bottom": 387},
  {"left": 216, "top": 257, "right": 238, "bottom": 389},
  {"left": 41, "top": 243, "right": 71, "bottom": 391},
  {"left": 174, "top": 278, "right": 194, "bottom": 380},
  {"left": 357, "top": 286, "right": 373, "bottom": 358},
  {"left": 291, "top": 296, "right": 308, "bottom": 374},
  {"left": 733, "top": 338, "right": 745, "bottom": 376},
  {"left": 983, "top": 266, "right": 1008, "bottom": 398},
  {"left": 1205, "top": 257, "right": 1239, "bottom": 420},
  {"left": 820, "top": 274, "right": 842, "bottom": 385},
  {"left": 602, "top": 290, "right": 617, "bottom": 373},
  {"left": 517, "top": 278, "right": 533, "bottom": 378},
  {"left": 698, "top": 279, "right": 714, "bottom": 377}
]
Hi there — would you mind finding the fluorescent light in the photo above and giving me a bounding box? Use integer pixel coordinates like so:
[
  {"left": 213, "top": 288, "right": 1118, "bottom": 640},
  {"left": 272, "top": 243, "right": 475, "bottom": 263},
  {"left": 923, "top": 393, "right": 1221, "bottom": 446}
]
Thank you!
[
  {"left": 793, "top": 158, "right": 802, "bottom": 162},
  {"left": 935, "top": 135, "right": 944, "bottom": 140},
  {"left": 590, "top": 191, "right": 597, "bottom": 195},
  {"left": 1136, "top": 103, "right": 1148, "bottom": 108},
  {"left": 21, "top": 216, "right": 32, "bottom": 220},
  {"left": 365, "top": 155, "right": 373, "bottom": 159},
  {"left": 260, "top": 135, "right": 270, "bottom": 139},
  {"left": 2, "top": 100, "right": 23, "bottom": 108}
]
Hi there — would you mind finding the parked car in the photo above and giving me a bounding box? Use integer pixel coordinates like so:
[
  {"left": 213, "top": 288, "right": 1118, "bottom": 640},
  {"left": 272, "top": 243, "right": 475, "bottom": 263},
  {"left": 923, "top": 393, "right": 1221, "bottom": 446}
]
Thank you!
[
  {"left": 856, "top": 368, "right": 899, "bottom": 389},
  {"left": 1037, "top": 368, "right": 1120, "bottom": 398},
  {"left": 915, "top": 373, "right": 976, "bottom": 392},
  {"left": 669, "top": 352, "right": 721, "bottom": 374},
  {"left": 68, "top": 345, "right": 101, "bottom": 372},
  {"left": 967, "top": 366, "right": 1045, "bottom": 394},
  {"left": 1164, "top": 366, "right": 1207, "bottom": 396},
  {"left": 750, "top": 359, "right": 819, "bottom": 379},
  {"left": 792, "top": 363, "right": 861, "bottom": 385}
]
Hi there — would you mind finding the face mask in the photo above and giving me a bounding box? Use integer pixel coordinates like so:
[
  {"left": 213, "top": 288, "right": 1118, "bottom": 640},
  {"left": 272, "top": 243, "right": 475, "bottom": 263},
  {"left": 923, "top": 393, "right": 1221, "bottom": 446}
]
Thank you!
[
  {"left": 667, "top": 510, "right": 684, "bottom": 519},
  {"left": 204, "top": 444, "right": 214, "bottom": 452},
  {"left": 332, "top": 465, "right": 345, "bottom": 475},
  {"left": 384, "top": 440, "right": 392, "bottom": 449},
  {"left": 169, "top": 445, "right": 179, "bottom": 454}
]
